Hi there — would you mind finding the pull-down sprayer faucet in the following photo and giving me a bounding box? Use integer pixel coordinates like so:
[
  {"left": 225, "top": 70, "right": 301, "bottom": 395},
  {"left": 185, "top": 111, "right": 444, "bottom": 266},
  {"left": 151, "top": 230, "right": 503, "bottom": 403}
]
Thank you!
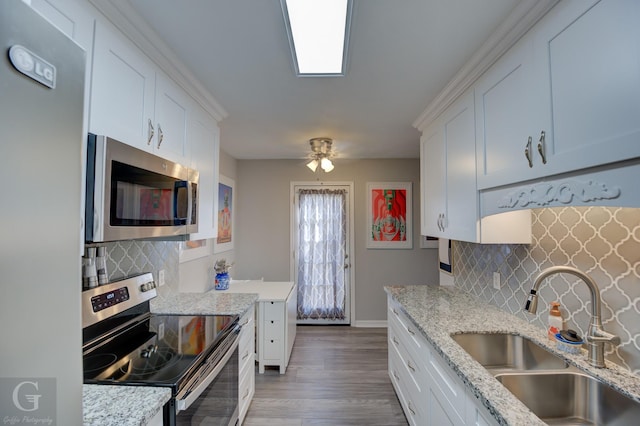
[{"left": 524, "top": 266, "right": 620, "bottom": 368}]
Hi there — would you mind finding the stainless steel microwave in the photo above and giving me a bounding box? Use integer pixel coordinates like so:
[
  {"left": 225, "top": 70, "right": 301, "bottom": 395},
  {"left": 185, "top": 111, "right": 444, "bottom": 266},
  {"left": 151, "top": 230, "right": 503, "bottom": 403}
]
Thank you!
[{"left": 85, "top": 134, "right": 198, "bottom": 242}]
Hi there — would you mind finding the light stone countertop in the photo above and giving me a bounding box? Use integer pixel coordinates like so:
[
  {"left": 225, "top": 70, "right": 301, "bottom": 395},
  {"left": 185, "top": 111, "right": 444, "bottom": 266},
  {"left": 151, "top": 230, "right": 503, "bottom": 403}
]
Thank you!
[
  {"left": 150, "top": 289, "right": 258, "bottom": 316},
  {"left": 83, "top": 385, "right": 170, "bottom": 426},
  {"left": 384, "top": 285, "right": 640, "bottom": 426}
]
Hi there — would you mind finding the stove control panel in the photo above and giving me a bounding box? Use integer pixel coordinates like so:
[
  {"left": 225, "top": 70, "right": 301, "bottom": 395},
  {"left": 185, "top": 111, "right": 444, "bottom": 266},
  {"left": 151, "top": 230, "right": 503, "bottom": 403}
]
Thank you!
[
  {"left": 82, "top": 273, "right": 157, "bottom": 329},
  {"left": 90, "top": 287, "right": 130, "bottom": 313},
  {"left": 140, "top": 281, "right": 157, "bottom": 292}
]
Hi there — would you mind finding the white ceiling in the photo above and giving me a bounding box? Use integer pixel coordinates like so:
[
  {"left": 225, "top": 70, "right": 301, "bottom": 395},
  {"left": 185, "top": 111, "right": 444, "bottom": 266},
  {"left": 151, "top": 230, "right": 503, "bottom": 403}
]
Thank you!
[{"left": 126, "top": 0, "right": 521, "bottom": 160}]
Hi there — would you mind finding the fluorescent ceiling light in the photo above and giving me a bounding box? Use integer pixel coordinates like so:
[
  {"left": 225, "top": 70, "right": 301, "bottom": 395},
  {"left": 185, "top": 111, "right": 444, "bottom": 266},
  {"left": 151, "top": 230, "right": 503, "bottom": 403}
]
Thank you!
[{"left": 281, "top": 0, "right": 352, "bottom": 76}]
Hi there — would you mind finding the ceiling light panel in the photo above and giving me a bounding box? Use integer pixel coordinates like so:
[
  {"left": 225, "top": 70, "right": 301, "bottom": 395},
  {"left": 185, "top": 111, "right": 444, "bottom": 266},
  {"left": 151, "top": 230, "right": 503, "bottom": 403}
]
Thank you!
[{"left": 281, "top": 0, "right": 352, "bottom": 76}]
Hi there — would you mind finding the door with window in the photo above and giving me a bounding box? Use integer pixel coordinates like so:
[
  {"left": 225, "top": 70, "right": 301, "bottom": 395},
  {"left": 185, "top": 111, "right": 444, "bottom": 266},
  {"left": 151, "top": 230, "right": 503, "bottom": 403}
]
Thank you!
[{"left": 292, "top": 183, "right": 353, "bottom": 324}]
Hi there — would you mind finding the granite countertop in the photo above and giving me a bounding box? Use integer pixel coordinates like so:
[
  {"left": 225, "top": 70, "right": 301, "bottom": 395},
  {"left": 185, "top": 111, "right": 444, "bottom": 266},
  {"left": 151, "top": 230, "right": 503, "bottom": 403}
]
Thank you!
[
  {"left": 384, "top": 285, "right": 640, "bottom": 426},
  {"left": 83, "top": 385, "right": 170, "bottom": 426},
  {"left": 150, "top": 290, "right": 258, "bottom": 316}
]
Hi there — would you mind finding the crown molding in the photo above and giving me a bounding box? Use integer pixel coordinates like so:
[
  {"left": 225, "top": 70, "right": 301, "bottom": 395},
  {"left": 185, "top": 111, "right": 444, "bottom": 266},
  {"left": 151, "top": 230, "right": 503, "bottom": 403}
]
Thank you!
[
  {"left": 89, "top": 0, "right": 228, "bottom": 122},
  {"left": 413, "top": 0, "right": 560, "bottom": 131}
]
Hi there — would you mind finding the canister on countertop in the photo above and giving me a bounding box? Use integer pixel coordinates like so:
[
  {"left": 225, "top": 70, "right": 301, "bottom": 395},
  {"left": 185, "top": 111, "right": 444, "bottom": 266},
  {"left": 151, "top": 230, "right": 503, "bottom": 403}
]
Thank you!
[
  {"left": 96, "top": 246, "right": 108, "bottom": 285},
  {"left": 82, "top": 247, "right": 97, "bottom": 289}
]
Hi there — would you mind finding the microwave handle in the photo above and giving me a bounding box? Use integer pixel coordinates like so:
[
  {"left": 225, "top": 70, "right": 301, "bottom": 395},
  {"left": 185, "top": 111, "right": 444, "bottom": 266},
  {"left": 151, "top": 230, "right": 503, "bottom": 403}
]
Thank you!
[
  {"left": 187, "top": 180, "right": 196, "bottom": 226},
  {"left": 173, "top": 181, "right": 188, "bottom": 224}
]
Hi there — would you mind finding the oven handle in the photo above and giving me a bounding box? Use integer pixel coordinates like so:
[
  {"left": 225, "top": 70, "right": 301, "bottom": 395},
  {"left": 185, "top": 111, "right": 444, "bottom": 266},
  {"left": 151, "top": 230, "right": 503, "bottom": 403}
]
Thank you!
[{"left": 175, "top": 325, "right": 240, "bottom": 413}]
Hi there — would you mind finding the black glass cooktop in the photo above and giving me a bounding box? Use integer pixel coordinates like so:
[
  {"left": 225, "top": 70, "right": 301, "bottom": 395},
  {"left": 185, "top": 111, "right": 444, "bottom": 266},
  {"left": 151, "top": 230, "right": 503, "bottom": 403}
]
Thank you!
[{"left": 83, "top": 314, "right": 237, "bottom": 390}]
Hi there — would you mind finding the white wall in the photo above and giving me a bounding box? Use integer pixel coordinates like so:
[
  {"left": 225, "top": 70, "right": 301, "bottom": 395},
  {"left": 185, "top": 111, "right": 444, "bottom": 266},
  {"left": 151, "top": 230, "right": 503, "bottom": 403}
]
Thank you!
[{"left": 235, "top": 158, "right": 439, "bottom": 323}]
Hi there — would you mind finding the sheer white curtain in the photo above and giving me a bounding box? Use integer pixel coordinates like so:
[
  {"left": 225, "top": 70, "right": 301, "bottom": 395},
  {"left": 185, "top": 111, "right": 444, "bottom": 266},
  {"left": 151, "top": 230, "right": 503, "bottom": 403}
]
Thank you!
[{"left": 297, "top": 189, "right": 346, "bottom": 320}]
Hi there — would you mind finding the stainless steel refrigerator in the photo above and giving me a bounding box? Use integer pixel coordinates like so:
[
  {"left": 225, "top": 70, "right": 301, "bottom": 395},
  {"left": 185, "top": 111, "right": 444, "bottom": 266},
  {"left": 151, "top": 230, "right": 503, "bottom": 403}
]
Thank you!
[{"left": 0, "top": 1, "right": 85, "bottom": 424}]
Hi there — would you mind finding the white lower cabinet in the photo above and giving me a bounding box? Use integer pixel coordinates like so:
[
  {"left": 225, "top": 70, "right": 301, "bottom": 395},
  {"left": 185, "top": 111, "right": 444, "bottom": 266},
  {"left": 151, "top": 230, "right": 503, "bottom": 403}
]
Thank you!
[
  {"left": 238, "top": 305, "right": 255, "bottom": 425},
  {"left": 388, "top": 297, "right": 498, "bottom": 426},
  {"left": 258, "top": 283, "right": 297, "bottom": 374}
]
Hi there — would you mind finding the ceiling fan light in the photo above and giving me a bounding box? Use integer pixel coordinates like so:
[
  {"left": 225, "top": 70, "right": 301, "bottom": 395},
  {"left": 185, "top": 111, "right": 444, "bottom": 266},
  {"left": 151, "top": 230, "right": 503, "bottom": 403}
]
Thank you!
[
  {"left": 320, "top": 158, "right": 334, "bottom": 172},
  {"left": 306, "top": 159, "right": 319, "bottom": 172}
]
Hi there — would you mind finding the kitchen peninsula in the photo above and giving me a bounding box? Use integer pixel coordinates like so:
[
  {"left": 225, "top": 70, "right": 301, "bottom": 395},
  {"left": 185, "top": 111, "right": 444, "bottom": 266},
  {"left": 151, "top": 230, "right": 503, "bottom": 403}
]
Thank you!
[{"left": 225, "top": 280, "right": 297, "bottom": 374}]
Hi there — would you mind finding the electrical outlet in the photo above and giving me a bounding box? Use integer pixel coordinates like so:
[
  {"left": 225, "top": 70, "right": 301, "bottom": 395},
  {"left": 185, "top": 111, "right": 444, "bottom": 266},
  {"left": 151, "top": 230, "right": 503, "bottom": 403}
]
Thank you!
[
  {"left": 158, "top": 269, "right": 165, "bottom": 287},
  {"left": 158, "top": 322, "right": 165, "bottom": 340},
  {"left": 493, "top": 272, "right": 501, "bottom": 290}
]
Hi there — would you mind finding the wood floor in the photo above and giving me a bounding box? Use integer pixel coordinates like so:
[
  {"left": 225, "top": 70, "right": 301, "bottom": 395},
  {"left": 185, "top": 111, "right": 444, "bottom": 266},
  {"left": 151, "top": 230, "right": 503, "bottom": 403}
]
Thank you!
[{"left": 243, "top": 326, "right": 408, "bottom": 426}]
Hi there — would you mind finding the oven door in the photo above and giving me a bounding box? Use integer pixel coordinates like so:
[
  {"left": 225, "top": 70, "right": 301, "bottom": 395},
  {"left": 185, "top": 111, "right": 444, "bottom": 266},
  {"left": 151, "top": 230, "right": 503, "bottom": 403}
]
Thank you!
[{"left": 173, "top": 326, "right": 240, "bottom": 426}]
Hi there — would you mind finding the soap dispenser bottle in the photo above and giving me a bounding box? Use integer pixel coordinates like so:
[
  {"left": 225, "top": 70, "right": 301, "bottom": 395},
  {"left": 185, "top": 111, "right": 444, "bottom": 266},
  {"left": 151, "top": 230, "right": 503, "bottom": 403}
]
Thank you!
[{"left": 548, "top": 301, "right": 564, "bottom": 341}]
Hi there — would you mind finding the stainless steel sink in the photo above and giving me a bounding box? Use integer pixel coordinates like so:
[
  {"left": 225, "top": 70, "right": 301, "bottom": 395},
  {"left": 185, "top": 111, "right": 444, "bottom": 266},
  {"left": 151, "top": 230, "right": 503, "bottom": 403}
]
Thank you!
[
  {"left": 495, "top": 372, "right": 640, "bottom": 425},
  {"left": 450, "top": 332, "right": 568, "bottom": 372}
]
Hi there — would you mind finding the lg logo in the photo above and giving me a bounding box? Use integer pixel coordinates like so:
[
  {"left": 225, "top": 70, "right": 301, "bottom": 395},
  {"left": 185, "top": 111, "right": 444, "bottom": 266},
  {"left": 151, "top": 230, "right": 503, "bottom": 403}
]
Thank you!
[
  {"left": 12, "top": 381, "right": 42, "bottom": 412},
  {"left": 8, "top": 45, "right": 57, "bottom": 89}
]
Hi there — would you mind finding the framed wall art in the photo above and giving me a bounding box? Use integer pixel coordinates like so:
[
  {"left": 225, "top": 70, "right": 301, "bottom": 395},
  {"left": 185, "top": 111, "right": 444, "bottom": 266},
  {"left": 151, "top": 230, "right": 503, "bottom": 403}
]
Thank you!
[
  {"left": 366, "top": 182, "right": 412, "bottom": 249},
  {"left": 214, "top": 175, "right": 235, "bottom": 253}
]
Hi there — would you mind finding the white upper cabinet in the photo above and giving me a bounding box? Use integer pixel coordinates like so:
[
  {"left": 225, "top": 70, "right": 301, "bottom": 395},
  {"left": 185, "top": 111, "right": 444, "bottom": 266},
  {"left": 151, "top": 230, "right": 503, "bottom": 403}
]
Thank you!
[
  {"left": 476, "top": 0, "right": 640, "bottom": 190},
  {"left": 90, "top": 19, "right": 156, "bottom": 151},
  {"left": 420, "top": 91, "right": 530, "bottom": 243},
  {"left": 188, "top": 104, "right": 220, "bottom": 241},
  {"left": 420, "top": 120, "right": 445, "bottom": 238},
  {"left": 154, "top": 72, "right": 191, "bottom": 164},
  {"left": 422, "top": 92, "right": 478, "bottom": 242},
  {"left": 530, "top": 0, "right": 640, "bottom": 178},
  {"left": 90, "top": 19, "right": 192, "bottom": 165},
  {"left": 474, "top": 34, "right": 539, "bottom": 190}
]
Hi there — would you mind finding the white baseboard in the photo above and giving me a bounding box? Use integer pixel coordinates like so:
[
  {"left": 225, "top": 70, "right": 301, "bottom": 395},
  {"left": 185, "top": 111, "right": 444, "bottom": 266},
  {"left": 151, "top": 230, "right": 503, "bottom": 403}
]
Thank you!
[{"left": 353, "top": 320, "right": 387, "bottom": 328}]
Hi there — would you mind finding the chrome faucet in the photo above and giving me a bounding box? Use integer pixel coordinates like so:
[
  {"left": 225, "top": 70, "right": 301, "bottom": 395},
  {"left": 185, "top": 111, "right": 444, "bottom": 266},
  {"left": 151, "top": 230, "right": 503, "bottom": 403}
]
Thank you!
[{"left": 524, "top": 266, "right": 620, "bottom": 368}]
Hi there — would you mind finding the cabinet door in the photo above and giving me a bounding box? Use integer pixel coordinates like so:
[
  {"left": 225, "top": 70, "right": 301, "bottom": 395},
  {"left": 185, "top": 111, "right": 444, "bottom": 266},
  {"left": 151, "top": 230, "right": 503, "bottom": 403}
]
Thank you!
[
  {"left": 187, "top": 105, "right": 219, "bottom": 240},
  {"left": 154, "top": 72, "right": 191, "bottom": 164},
  {"left": 531, "top": 0, "right": 640, "bottom": 177},
  {"left": 420, "top": 123, "right": 445, "bottom": 237},
  {"left": 90, "top": 20, "right": 155, "bottom": 149},
  {"left": 442, "top": 92, "right": 478, "bottom": 242},
  {"left": 428, "top": 386, "right": 463, "bottom": 426},
  {"left": 474, "top": 33, "right": 538, "bottom": 190}
]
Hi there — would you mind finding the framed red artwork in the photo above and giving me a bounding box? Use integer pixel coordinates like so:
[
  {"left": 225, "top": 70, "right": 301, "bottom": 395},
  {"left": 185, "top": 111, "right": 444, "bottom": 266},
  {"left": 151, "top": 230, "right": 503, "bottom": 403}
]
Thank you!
[{"left": 366, "top": 182, "right": 412, "bottom": 249}]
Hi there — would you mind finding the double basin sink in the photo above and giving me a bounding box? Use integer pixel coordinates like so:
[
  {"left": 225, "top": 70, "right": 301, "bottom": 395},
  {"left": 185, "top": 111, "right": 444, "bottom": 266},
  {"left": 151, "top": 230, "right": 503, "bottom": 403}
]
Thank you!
[{"left": 451, "top": 332, "right": 639, "bottom": 425}]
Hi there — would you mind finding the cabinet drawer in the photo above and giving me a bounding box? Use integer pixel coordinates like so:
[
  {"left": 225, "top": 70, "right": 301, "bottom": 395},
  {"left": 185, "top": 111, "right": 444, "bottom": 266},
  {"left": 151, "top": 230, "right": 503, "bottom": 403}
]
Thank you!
[
  {"left": 263, "top": 338, "right": 283, "bottom": 360},
  {"left": 388, "top": 302, "right": 427, "bottom": 358},
  {"left": 263, "top": 301, "right": 284, "bottom": 321},
  {"left": 427, "top": 349, "right": 466, "bottom": 424},
  {"left": 239, "top": 341, "right": 254, "bottom": 372},
  {"left": 389, "top": 340, "right": 427, "bottom": 426},
  {"left": 389, "top": 322, "right": 428, "bottom": 394}
]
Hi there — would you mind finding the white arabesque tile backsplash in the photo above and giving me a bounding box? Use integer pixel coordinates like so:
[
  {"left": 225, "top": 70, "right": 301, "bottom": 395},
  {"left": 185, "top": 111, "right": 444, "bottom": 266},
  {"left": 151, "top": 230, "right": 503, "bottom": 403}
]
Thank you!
[{"left": 454, "top": 207, "right": 640, "bottom": 374}]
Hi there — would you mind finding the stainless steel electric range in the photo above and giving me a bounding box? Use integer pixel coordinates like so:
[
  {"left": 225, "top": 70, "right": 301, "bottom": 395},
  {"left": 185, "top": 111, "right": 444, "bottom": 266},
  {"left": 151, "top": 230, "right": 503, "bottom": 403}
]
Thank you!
[{"left": 82, "top": 273, "right": 241, "bottom": 426}]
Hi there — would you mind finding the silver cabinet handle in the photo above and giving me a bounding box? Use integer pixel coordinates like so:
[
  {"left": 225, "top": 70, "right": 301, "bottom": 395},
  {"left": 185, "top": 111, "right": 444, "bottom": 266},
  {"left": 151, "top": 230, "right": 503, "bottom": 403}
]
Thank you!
[
  {"left": 157, "top": 124, "right": 164, "bottom": 148},
  {"left": 242, "top": 388, "right": 250, "bottom": 400},
  {"left": 407, "top": 360, "right": 416, "bottom": 372},
  {"left": 408, "top": 401, "right": 416, "bottom": 416},
  {"left": 392, "top": 337, "right": 400, "bottom": 346},
  {"left": 524, "top": 136, "right": 533, "bottom": 168},
  {"left": 537, "top": 130, "right": 547, "bottom": 164},
  {"left": 147, "top": 119, "right": 154, "bottom": 145},
  {"left": 393, "top": 370, "right": 400, "bottom": 381},
  {"left": 242, "top": 351, "right": 250, "bottom": 361},
  {"left": 407, "top": 327, "right": 415, "bottom": 336}
]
